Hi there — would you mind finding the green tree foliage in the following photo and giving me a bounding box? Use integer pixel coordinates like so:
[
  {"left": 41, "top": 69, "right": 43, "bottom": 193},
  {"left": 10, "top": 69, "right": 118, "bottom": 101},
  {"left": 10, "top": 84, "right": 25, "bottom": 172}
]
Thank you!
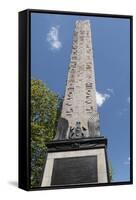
[{"left": 31, "top": 79, "right": 61, "bottom": 187}]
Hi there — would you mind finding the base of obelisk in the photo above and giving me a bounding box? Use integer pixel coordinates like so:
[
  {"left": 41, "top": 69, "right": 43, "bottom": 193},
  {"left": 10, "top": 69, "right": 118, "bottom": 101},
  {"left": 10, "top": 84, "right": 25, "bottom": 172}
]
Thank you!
[{"left": 41, "top": 137, "right": 109, "bottom": 187}]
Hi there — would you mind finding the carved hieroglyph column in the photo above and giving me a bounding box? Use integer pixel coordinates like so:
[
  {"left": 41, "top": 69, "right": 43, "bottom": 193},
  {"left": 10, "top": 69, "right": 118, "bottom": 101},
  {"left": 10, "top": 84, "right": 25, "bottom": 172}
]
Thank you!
[{"left": 55, "top": 20, "right": 100, "bottom": 140}]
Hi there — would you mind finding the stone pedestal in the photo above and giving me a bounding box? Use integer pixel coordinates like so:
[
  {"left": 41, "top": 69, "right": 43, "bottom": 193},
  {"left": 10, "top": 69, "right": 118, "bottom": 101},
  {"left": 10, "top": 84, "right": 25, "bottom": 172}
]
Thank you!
[{"left": 41, "top": 137, "right": 109, "bottom": 187}]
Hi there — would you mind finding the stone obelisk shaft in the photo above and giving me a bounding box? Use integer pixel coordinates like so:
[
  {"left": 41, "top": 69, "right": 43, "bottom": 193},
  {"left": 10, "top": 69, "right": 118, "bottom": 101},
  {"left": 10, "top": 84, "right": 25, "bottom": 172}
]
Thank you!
[{"left": 55, "top": 20, "right": 100, "bottom": 140}]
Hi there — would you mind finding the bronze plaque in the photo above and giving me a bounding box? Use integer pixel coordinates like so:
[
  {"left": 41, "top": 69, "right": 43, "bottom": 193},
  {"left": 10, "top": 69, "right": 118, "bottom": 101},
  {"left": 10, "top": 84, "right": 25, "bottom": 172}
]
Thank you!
[{"left": 51, "top": 155, "right": 97, "bottom": 185}]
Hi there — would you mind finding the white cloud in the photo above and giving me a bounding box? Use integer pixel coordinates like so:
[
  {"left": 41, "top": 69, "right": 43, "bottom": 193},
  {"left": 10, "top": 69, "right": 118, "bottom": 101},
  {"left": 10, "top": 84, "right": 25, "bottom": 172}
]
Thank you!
[
  {"left": 124, "top": 157, "right": 130, "bottom": 165},
  {"left": 47, "top": 26, "right": 62, "bottom": 50},
  {"left": 107, "top": 88, "right": 114, "bottom": 95},
  {"left": 96, "top": 91, "right": 110, "bottom": 107},
  {"left": 118, "top": 97, "right": 130, "bottom": 116}
]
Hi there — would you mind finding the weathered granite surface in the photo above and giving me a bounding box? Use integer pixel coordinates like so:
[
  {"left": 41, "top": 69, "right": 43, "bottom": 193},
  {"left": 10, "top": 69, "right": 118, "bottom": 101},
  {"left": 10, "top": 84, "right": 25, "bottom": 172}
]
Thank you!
[{"left": 55, "top": 20, "right": 100, "bottom": 140}]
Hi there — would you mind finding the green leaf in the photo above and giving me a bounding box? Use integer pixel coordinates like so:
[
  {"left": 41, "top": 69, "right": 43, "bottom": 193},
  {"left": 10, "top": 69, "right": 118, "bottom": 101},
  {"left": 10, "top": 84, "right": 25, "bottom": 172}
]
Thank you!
[{"left": 30, "top": 78, "right": 62, "bottom": 187}]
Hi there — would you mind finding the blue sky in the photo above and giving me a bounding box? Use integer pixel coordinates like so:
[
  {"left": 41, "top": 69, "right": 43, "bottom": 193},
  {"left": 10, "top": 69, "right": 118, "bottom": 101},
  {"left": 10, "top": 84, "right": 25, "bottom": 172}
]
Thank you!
[{"left": 31, "top": 12, "right": 130, "bottom": 182}]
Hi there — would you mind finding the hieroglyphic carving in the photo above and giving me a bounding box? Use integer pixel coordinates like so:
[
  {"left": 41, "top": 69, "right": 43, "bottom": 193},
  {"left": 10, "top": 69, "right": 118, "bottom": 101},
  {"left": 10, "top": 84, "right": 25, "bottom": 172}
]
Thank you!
[{"left": 55, "top": 20, "right": 100, "bottom": 140}]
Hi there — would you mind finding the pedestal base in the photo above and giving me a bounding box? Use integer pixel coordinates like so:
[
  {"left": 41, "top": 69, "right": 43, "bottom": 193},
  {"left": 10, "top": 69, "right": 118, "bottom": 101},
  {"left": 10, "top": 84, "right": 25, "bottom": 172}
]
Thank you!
[{"left": 41, "top": 137, "right": 109, "bottom": 187}]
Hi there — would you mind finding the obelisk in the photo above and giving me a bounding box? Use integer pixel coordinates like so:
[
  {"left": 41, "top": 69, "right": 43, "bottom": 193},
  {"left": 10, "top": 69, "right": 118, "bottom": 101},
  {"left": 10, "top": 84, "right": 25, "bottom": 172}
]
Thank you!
[
  {"left": 55, "top": 20, "right": 100, "bottom": 140},
  {"left": 41, "top": 20, "right": 109, "bottom": 187}
]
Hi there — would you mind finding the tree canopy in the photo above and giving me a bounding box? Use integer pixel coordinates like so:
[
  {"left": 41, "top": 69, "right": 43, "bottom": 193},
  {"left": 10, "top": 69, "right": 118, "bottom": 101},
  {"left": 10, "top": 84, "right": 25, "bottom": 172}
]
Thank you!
[{"left": 31, "top": 79, "right": 62, "bottom": 187}]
